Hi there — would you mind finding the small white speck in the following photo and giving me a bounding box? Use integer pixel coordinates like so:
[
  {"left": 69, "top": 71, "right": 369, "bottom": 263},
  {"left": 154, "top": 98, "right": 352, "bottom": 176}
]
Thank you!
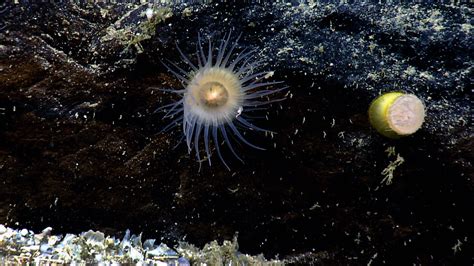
[
  {"left": 236, "top": 106, "right": 243, "bottom": 118},
  {"left": 338, "top": 131, "right": 345, "bottom": 139},
  {"left": 452, "top": 239, "right": 462, "bottom": 254},
  {"left": 264, "top": 71, "right": 274, "bottom": 79},
  {"left": 145, "top": 8, "right": 154, "bottom": 20}
]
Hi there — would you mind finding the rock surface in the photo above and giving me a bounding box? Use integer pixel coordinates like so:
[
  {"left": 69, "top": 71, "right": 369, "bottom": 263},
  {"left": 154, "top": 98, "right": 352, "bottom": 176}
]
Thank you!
[{"left": 0, "top": 2, "right": 472, "bottom": 264}]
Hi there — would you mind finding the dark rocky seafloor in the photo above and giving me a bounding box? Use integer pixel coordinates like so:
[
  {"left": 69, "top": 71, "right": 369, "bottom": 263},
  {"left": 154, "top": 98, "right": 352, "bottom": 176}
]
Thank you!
[{"left": 0, "top": 1, "right": 472, "bottom": 264}]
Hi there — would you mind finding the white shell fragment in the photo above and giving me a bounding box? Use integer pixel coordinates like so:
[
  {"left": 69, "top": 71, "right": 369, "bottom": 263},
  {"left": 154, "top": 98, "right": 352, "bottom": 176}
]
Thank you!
[{"left": 0, "top": 225, "right": 185, "bottom": 264}]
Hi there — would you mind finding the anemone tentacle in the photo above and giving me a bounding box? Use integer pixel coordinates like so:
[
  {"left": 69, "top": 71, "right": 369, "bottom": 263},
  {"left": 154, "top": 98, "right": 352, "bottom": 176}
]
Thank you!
[
  {"left": 236, "top": 116, "right": 273, "bottom": 133},
  {"left": 176, "top": 43, "right": 198, "bottom": 71},
  {"left": 160, "top": 115, "right": 182, "bottom": 134}
]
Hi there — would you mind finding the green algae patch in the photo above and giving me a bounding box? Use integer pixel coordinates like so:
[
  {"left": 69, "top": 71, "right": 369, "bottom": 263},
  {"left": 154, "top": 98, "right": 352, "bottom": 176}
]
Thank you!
[{"left": 101, "top": 5, "right": 173, "bottom": 53}]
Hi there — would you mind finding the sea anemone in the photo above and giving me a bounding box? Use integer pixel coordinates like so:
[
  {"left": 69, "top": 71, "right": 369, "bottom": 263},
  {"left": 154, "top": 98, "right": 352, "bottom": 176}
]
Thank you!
[{"left": 158, "top": 31, "right": 286, "bottom": 169}]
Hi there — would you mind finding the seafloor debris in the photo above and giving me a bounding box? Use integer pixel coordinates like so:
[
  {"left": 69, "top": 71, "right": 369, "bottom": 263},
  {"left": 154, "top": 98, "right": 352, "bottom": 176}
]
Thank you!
[
  {"left": 0, "top": 224, "right": 184, "bottom": 264},
  {"left": 0, "top": 224, "right": 279, "bottom": 265}
]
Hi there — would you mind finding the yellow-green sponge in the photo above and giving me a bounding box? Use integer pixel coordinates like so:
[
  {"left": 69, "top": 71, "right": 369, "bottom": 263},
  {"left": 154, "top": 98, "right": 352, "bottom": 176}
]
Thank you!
[{"left": 368, "top": 92, "right": 425, "bottom": 138}]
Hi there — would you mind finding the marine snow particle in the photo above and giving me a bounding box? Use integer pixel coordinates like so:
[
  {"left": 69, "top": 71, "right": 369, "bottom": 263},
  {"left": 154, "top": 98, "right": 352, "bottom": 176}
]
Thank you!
[
  {"left": 145, "top": 8, "right": 154, "bottom": 20},
  {"left": 158, "top": 31, "right": 286, "bottom": 169},
  {"left": 368, "top": 92, "right": 425, "bottom": 138}
]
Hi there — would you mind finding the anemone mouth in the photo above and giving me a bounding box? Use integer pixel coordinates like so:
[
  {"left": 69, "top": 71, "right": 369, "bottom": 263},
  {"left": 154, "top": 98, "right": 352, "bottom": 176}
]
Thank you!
[
  {"left": 159, "top": 31, "right": 287, "bottom": 170},
  {"left": 199, "top": 81, "right": 228, "bottom": 108}
]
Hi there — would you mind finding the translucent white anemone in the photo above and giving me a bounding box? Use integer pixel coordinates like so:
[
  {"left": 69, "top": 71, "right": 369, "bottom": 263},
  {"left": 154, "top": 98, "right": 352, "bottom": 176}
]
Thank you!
[{"left": 158, "top": 31, "right": 286, "bottom": 169}]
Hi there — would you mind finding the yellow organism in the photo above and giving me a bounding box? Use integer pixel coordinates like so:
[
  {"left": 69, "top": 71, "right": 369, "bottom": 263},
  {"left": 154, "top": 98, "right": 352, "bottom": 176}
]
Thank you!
[{"left": 369, "top": 92, "right": 425, "bottom": 138}]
